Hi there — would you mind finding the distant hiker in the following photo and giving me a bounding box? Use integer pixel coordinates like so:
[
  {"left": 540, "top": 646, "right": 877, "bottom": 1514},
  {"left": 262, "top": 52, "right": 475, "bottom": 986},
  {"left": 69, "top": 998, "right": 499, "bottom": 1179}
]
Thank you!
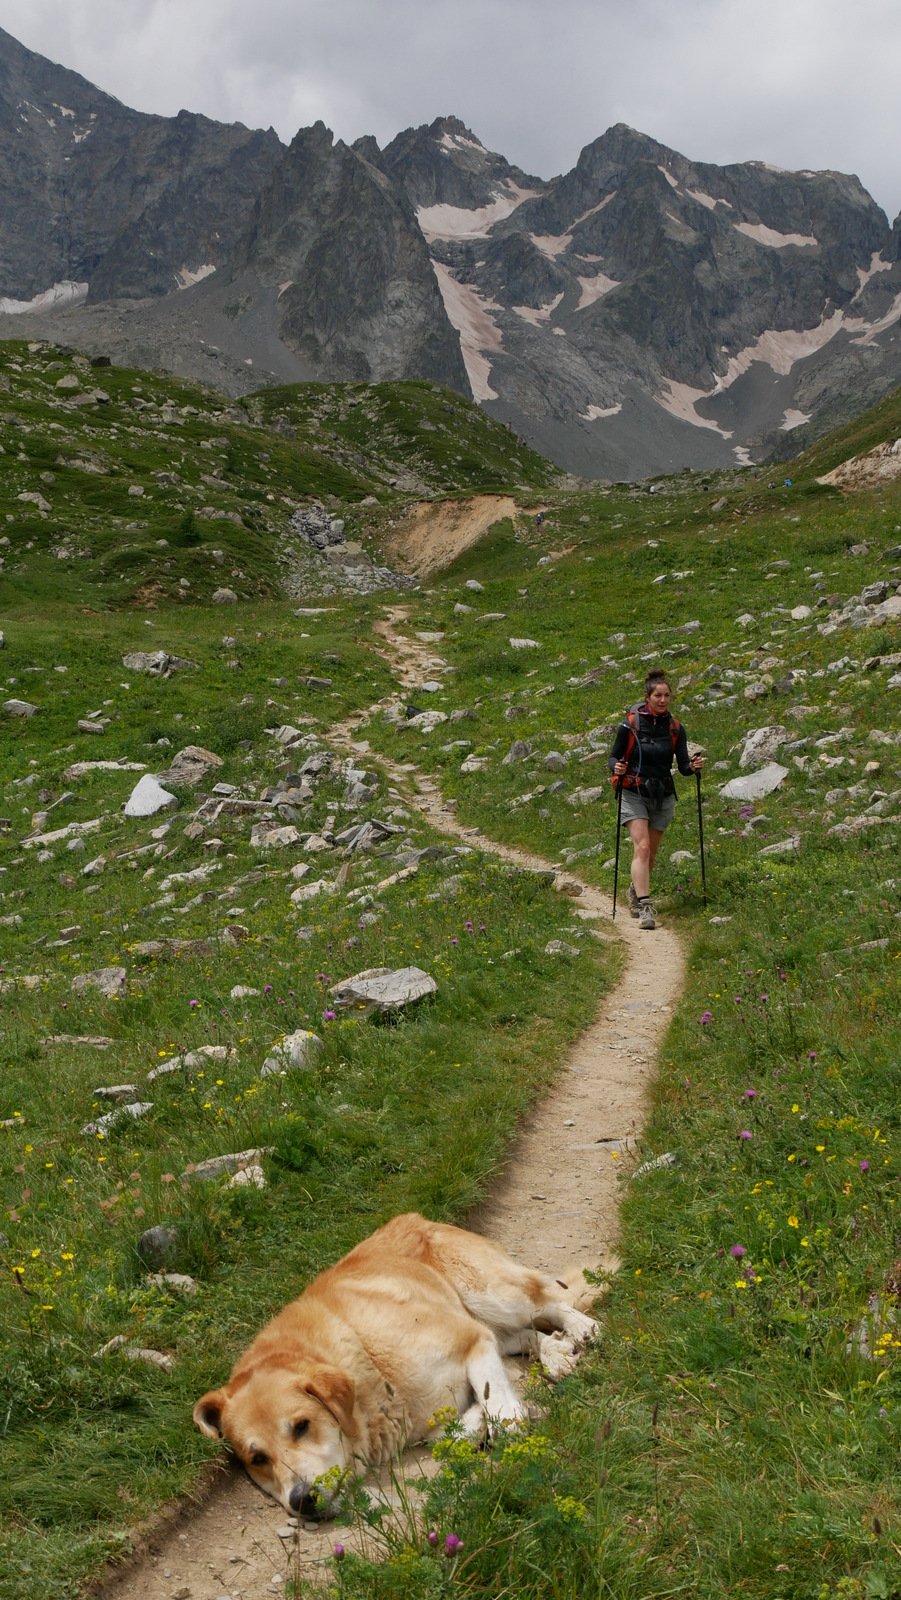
[
  {"left": 535, "top": 511, "right": 545, "bottom": 528},
  {"left": 608, "top": 670, "right": 703, "bottom": 930}
]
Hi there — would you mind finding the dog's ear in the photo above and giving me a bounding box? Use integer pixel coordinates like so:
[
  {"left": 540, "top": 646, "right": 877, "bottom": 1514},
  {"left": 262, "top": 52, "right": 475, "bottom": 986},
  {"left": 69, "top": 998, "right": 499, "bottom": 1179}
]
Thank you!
[
  {"left": 302, "top": 1368, "right": 358, "bottom": 1438},
  {"left": 193, "top": 1389, "right": 227, "bottom": 1439}
]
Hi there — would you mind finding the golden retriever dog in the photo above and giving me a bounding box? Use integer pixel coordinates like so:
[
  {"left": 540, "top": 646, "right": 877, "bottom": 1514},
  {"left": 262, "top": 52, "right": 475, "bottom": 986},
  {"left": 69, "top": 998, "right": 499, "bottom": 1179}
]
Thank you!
[{"left": 194, "top": 1212, "right": 602, "bottom": 1517}]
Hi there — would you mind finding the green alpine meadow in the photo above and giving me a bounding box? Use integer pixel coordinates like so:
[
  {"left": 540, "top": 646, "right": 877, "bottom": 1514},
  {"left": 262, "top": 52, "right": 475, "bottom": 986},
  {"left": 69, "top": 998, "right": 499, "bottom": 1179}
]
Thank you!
[{"left": 0, "top": 339, "right": 898, "bottom": 1600}]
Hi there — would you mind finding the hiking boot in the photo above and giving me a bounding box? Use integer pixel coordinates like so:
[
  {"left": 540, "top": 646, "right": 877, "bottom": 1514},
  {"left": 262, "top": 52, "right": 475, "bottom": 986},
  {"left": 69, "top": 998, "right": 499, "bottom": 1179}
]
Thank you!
[
  {"left": 637, "top": 898, "right": 657, "bottom": 930},
  {"left": 627, "top": 883, "right": 641, "bottom": 918}
]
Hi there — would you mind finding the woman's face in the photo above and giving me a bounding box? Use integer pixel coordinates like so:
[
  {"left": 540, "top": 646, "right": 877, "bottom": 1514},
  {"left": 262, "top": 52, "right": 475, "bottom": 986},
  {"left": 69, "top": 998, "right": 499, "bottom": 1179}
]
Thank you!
[{"left": 647, "top": 681, "right": 671, "bottom": 714}]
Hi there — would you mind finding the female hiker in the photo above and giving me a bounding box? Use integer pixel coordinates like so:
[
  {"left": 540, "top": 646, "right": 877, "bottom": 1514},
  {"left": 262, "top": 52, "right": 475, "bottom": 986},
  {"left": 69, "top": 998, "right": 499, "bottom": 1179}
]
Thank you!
[{"left": 608, "top": 669, "right": 703, "bottom": 929}]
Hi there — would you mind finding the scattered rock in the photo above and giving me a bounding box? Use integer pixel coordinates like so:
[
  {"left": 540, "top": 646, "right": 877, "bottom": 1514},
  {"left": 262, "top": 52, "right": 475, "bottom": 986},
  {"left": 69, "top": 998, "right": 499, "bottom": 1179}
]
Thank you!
[
  {"left": 147, "top": 1273, "right": 198, "bottom": 1295},
  {"left": 182, "top": 1148, "right": 270, "bottom": 1182},
  {"left": 83, "top": 1101, "right": 153, "bottom": 1136},
  {"left": 739, "top": 725, "right": 787, "bottom": 769},
  {"left": 137, "top": 1226, "right": 181, "bottom": 1269},
  {"left": 330, "top": 966, "right": 437, "bottom": 1017},
  {"left": 156, "top": 746, "right": 224, "bottom": 788},
  {"left": 72, "top": 966, "right": 127, "bottom": 998},
  {"left": 758, "top": 834, "right": 801, "bottom": 856},
  {"left": 631, "top": 1152, "right": 678, "bottom": 1180},
  {"left": 122, "top": 650, "right": 198, "bottom": 677},
  {"left": 260, "top": 1030, "right": 324, "bottom": 1077},
  {"left": 228, "top": 1164, "right": 267, "bottom": 1189},
  {"left": 41, "top": 1034, "right": 114, "bottom": 1049}
]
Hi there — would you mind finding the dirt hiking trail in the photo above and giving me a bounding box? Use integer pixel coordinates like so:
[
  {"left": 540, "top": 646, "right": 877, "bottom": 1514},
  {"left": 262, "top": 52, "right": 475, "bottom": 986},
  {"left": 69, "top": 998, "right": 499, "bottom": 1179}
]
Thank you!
[{"left": 97, "top": 607, "right": 685, "bottom": 1600}]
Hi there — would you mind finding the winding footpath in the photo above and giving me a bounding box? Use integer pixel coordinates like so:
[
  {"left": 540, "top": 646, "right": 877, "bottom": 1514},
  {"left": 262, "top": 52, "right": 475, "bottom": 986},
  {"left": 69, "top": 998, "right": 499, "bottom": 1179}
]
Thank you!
[{"left": 99, "top": 607, "right": 685, "bottom": 1600}]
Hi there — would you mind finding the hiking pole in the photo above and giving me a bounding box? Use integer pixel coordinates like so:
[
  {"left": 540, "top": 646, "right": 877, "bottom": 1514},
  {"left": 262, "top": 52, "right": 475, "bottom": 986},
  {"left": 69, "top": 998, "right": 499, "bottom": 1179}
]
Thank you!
[
  {"left": 695, "top": 769, "right": 707, "bottom": 907},
  {"left": 612, "top": 778, "right": 624, "bottom": 919}
]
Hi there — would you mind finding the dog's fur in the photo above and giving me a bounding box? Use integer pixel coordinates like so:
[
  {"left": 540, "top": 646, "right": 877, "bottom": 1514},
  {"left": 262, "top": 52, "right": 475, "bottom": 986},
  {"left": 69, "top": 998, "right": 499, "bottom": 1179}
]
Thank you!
[{"left": 194, "top": 1212, "right": 602, "bottom": 1516}]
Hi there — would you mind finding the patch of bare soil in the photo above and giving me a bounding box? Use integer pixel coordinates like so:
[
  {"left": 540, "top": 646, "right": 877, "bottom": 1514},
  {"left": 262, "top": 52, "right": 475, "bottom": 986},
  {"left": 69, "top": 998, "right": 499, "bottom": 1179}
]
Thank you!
[
  {"left": 95, "top": 609, "right": 684, "bottom": 1600},
  {"left": 381, "top": 495, "right": 525, "bottom": 576},
  {"left": 818, "top": 436, "right": 901, "bottom": 489}
]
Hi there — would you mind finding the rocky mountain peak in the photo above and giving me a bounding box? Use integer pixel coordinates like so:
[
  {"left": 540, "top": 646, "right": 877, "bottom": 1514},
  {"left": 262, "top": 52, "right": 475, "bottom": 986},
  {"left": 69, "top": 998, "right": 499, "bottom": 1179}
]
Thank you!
[{"left": 378, "top": 116, "right": 540, "bottom": 215}]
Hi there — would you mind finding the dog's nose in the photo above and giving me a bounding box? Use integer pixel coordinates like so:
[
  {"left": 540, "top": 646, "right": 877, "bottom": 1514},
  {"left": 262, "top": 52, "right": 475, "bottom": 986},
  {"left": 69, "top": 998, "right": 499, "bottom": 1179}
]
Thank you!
[{"left": 288, "top": 1481, "right": 319, "bottom": 1518}]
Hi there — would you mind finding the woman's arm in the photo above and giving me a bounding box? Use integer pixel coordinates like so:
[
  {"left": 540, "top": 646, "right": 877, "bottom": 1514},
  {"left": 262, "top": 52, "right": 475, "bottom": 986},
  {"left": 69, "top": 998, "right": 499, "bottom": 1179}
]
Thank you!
[{"left": 675, "top": 722, "right": 702, "bottom": 775}]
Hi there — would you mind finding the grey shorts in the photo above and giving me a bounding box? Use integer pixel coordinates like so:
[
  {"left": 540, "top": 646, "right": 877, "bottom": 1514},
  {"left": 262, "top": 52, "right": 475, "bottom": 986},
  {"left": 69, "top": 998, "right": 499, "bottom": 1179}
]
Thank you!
[{"left": 619, "top": 788, "right": 676, "bottom": 833}]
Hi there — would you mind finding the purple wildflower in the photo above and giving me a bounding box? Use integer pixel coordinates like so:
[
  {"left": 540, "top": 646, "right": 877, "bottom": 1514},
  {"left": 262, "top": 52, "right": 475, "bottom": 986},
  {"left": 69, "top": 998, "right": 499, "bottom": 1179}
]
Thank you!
[
  {"left": 738, "top": 1129, "right": 753, "bottom": 1141},
  {"left": 743, "top": 1088, "right": 757, "bottom": 1100},
  {"left": 730, "top": 1244, "right": 747, "bottom": 1258},
  {"left": 333, "top": 1542, "right": 345, "bottom": 1561},
  {"left": 700, "top": 1010, "right": 713, "bottom": 1025},
  {"left": 445, "top": 1533, "right": 464, "bottom": 1555},
  {"left": 323, "top": 1008, "right": 337, "bottom": 1022},
  {"left": 427, "top": 1530, "right": 439, "bottom": 1547},
  {"left": 859, "top": 1159, "right": 870, "bottom": 1173}
]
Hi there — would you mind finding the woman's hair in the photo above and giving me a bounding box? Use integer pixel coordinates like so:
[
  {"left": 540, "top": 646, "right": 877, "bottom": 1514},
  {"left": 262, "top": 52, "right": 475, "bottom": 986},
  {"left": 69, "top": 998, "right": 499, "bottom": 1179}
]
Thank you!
[{"left": 643, "top": 669, "right": 671, "bottom": 699}]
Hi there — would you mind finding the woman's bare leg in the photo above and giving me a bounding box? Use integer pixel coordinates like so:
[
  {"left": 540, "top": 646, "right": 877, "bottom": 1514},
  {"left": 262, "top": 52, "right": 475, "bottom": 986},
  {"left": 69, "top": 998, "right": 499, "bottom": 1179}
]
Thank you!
[
  {"left": 628, "top": 819, "right": 651, "bottom": 898},
  {"left": 647, "top": 826, "right": 665, "bottom": 884}
]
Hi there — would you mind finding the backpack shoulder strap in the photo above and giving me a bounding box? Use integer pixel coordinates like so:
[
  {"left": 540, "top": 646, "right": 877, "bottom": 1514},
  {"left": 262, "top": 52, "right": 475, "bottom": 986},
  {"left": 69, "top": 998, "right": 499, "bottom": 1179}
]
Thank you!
[{"left": 668, "top": 714, "right": 680, "bottom": 752}]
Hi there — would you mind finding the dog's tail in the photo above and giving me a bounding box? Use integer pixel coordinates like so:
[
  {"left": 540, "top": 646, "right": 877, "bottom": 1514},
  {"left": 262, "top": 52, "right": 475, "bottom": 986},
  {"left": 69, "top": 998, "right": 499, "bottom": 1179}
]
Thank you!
[{"left": 554, "top": 1251, "right": 620, "bottom": 1313}]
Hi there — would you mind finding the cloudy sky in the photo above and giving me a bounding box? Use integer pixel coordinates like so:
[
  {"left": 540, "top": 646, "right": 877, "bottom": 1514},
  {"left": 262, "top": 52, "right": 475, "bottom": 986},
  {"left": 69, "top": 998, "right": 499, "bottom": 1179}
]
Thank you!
[{"left": 5, "top": 0, "right": 900, "bottom": 221}]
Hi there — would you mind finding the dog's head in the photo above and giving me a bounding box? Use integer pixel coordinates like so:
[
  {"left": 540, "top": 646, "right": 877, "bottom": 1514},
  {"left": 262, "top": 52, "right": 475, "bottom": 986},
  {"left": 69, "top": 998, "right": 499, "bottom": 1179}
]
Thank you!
[{"left": 193, "top": 1360, "right": 359, "bottom": 1517}]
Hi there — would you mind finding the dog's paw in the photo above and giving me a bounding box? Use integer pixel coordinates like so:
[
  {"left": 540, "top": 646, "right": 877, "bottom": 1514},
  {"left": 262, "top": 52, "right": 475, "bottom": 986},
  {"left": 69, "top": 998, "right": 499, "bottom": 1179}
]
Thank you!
[
  {"left": 537, "top": 1331, "right": 580, "bottom": 1381},
  {"left": 562, "top": 1309, "right": 598, "bottom": 1348}
]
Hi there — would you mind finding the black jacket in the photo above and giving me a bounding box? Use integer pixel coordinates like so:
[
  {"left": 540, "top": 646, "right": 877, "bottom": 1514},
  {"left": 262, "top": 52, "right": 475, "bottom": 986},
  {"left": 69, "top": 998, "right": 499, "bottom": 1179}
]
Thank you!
[{"left": 608, "top": 703, "right": 693, "bottom": 797}]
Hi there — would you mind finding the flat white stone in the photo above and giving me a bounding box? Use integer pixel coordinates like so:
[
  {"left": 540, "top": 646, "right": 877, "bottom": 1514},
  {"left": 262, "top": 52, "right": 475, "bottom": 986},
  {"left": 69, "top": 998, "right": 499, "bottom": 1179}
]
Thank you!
[
  {"left": 720, "top": 763, "right": 789, "bottom": 801},
  {"left": 331, "top": 965, "right": 437, "bottom": 1016},
  {"left": 124, "top": 774, "right": 177, "bottom": 817}
]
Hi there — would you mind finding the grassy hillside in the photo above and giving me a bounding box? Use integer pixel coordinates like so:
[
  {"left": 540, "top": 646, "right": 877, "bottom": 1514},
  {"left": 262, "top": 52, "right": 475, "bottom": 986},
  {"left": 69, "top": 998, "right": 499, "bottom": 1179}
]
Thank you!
[
  {"left": 0, "top": 342, "right": 556, "bottom": 613},
  {"left": 1, "top": 361, "right": 899, "bottom": 1600}
]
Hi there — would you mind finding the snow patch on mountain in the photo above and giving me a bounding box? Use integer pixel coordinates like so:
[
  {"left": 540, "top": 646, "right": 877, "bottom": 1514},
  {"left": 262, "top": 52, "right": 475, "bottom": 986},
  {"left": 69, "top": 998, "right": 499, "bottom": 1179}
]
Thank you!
[
  {"left": 0, "top": 280, "right": 88, "bottom": 315},
  {"left": 657, "top": 380, "right": 733, "bottom": 437},
  {"left": 530, "top": 232, "right": 572, "bottom": 259},
  {"left": 512, "top": 293, "right": 564, "bottom": 326},
  {"left": 715, "top": 314, "right": 846, "bottom": 382},
  {"left": 575, "top": 274, "right": 619, "bottom": 309},
  {"left": 846, "top": 290, "right": 901, "bottom": 346},
  {"left": 417, "top": 184, "right": 537, "bottom": 240},
  {"left": 439, "top": 130, "right": 486, "bottom": 154},
  {"left": 431, "top": 262, "right": 504, "bottom": 401},
  {"left": 581, "top": 403, "right": 623, "bottom": 421},
  {"left": 734, "top": 221, "right": 819, "bottom": 248},
  {"left": 686, "top": 187, "right": 732, "bottom": 212},
  {"left": 570, "top": 193, "right": 617, "bottom": 230},
  {"left": 854, "top": 252, "right": 893, "bottom": 295},
  {"left": 175, "top": 264, "right": 216, "bottom": 290},
  {"left": 781, "top": 408, "right": 811, "bottom": 430}
]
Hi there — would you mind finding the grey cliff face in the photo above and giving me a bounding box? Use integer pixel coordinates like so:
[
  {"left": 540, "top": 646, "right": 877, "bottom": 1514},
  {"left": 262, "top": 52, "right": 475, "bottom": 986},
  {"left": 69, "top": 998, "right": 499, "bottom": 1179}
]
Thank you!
[
  {"left": 0, "top": 27, "right": 281, "bottom": 304},
  {"left": 233, "top": 123, "right": 469, "bottom": 388}
]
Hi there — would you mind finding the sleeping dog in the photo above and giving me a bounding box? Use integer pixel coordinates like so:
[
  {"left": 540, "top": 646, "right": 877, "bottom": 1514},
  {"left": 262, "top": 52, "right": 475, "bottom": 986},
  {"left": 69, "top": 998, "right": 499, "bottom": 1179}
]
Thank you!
[{"left": 194, "top": 1212, "right": 605, "bottom": 1517}]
